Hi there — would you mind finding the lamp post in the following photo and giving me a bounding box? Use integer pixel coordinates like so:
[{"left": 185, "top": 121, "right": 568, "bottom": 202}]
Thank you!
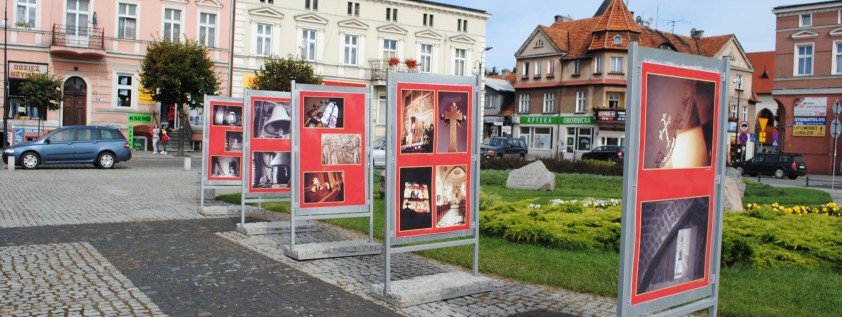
[{"left": 2, "top": 0, "right": 8, "bottom": 149}]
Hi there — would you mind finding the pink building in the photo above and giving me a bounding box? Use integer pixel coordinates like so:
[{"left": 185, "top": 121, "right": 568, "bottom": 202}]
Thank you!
[{"left": 1, "top": 0, "right": 232, "bottom": 146}]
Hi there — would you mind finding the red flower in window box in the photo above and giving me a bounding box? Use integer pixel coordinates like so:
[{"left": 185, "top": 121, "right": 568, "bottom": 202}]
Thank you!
[
  {"left": 405, "top": 58, "right": 418, "bottom": 69},
  {"left": 388, "top": 57, "right": 401, "bottom": 67}
]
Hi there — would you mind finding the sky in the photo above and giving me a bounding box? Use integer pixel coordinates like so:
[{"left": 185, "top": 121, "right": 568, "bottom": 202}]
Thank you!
[{"left": 444, "top": 0, "right": 819, "bottom": 71}]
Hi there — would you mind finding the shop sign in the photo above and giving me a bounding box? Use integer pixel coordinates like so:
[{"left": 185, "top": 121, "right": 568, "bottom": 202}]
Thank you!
[
  {"left": 792, "top": 125, "right": 826, "bottom": 137},
  {"left": 793, "top": 117, "right": 826, "bottom": 125},
  {"left": 519, "top": 115, "right": 558, "bottom": 125},
  {"left": 8, "top": 62, "right": 48, "bottom": 79},
  {"left": 244, "top": 73, "right": 259, "bottom": 89},
  {"left": 794, "top": 97, "right": 827, "bottom": 117},
  {"left": 138, "top": 84, "right": 155, "bottom": 104},
  {"left": 596, "top": 110, "right": 626, "bottom": 122},
  {"left": 127, "top": 113, "right": 152, "bottom": 124},
  {"left": 559, "top": 115, "right": 594, "bottom": 125}
]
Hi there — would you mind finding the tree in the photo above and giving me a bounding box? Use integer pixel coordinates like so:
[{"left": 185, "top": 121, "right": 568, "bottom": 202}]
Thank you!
[
  {"left": 486, "top": 66, "right": 500, "bottom": 76},
  {"left": 19, "top": 73, "right": 63, "bottom": 134},
  {"left": 253, "top": 55, "right": 322, "bottom": 92},
  {"left": 140, "top": 39, "right": 220, "bottom": 156}
]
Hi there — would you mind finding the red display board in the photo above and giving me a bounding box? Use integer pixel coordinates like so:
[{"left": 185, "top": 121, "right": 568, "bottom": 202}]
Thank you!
[
  {"left": 206, "top": 99, "right": 244, "bottom": 183},
  {"left": 297, "top": 91, "right": 367, "bottom": 208},
  {"left": 247, "top": 96, "right": 292, "bottom": 193},
  {"left": 631, "top": 62, "right": 720, "bottom": 305},
  {"left": 393, "top": 83, "right": 473, "bottom": 238}
]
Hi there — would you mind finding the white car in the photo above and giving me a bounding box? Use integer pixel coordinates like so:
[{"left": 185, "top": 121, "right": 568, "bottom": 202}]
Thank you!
[{"left": 372, "top": 138, "right": 386, "bottom": 168}]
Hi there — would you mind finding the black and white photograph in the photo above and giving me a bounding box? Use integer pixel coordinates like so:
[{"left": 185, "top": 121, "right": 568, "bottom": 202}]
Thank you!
[
  {"left": 400, "top": 90, "right": 436, "bottom": 154},
  {"left": 252, "top": 152, "right": 291, "bottom": 189},
  {"left": 303, "top": 171, "right": 345, "bottom": 204},
  {"left": 434, "top": 165, "right": 467, "bottom": 228},
  {"left": 436, "top": 91, "right": 469, "bottom": 153},
  {"left": 211, "top": 156, "right": 241, "bottom": 178},
  {"left": 303, "top": 97, "right": 344, "bottom": 128},
  {"left": 253, "top": 100, "right": 291, "bottom": 139},
  {"left": 636, "top": 197, "right": 710, "bottom": 295},
  {"left": 321, "top": 134, "right": 362, "bottom": 165},
  {"left": 224, "top": 131, "right": 243, "bottom": 152},
  {"left": 212, "top": 105, "right": 242, "bottom": 127},
  {"left": 398, "top": 166, "right": 433, "bottom": 232}
]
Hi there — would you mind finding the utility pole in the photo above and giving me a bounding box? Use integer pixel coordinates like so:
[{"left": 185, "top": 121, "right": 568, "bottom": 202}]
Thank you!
[{"left": 2, "top": 0, "right": 8, "bottom": 148}]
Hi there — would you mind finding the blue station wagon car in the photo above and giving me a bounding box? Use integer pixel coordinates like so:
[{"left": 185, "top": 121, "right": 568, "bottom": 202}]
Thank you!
[{"left": 3, "top": 125, "right": 132, "bottom": 169}]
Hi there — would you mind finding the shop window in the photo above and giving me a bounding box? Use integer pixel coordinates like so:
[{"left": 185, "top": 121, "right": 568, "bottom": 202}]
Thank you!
[
  {"left": 567, "top": 127, "right": 593, "bottom": 151},
  {"left": 115, "top": 73, "right": 136, "bottom": 108}
]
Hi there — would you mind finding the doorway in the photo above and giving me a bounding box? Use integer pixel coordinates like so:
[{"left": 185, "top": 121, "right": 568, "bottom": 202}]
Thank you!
[{"left": 63, "top": 77, "right": 87, "bottom": 126}]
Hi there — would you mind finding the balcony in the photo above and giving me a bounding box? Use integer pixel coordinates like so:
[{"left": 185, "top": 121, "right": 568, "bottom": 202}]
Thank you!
[
  {"left": 369, "top": 59, "right": 419, "bottom": 84},
  {"left": 50, "top": 24, "right": 106, "bottom": 59}
]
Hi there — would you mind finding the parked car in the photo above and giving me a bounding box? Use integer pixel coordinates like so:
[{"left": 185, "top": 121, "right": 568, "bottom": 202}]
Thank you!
[
  {"left": 736, "top": 152, "right": 807, "bottom": 179},
  {"left": 2, "top": 125, "right": 132, "bottom": 170},
  {"left": 481, "top": 137, "right": 528, "bottom": 159},
  {"left": 372, "top": 138, "right": 386, "bottom": 168},
  {"left": 581, "top": 145, "right": 624, "bottom": 162}
]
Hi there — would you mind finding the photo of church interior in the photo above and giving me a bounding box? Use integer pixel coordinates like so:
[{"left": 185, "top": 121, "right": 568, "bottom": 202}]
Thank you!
[
  {"left": 225, "top": 131, "right": 243, "bottom": 151},
  {"left": 400, "top": 90, "right": 435, "bottom": 154},
  {"left": 321, "top": 134, "right": 361, "bottom": 165},
  {"left": 211, "top": 156, "right": 240, "bottom": 177},
  {"left": 435, "top": 165, "right": 467, "bottom": 228},
  {"left": 303, "top": 97, "right": 344, "bottom": 128},
  {"left": 303, "top": 171, "right": 345, "bottom": 203},
  {"left": 252, "top": 152, "right": 291, "bottom": 188},
  {"left": 213, "top": 105, "right": 242, "bottom": 127},
  {"left": 398, "top": 166, "right": 433, "bottom": 231},
  {"left": 253, "top": 100, "right": 291, "bottom": 139}
]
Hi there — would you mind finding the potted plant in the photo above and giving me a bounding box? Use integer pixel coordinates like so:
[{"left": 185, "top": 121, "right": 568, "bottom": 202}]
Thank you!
[
  {"left": 388, "top": 57, "right": 400, "bottom": 68},
  {"left": 405, "top": 58, "right": 418, "bottom": 70}
]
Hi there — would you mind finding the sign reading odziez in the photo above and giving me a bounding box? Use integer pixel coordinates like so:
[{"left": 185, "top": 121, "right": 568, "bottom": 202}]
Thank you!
[{"left": 8, "top": 62, "right": 48, "bottom": 79}]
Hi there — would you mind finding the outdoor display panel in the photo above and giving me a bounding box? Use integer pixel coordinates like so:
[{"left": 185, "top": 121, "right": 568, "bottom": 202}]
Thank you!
[
  {"left": 243, "top": 90, "right": 292, "bottom": 195},
  {"left": 203, "top": 97, "right": 244, "bottom": 186},
  {"left": 618, "top": 43, "right": 728, "bottom": 317}
]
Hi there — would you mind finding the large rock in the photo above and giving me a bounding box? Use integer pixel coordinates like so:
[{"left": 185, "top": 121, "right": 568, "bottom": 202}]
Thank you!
[
  {"left": 723, "top": 167, "right": 745, "bottom": 212},
  {"left": 506, "top": 161, "right": 555, "bottom": 191}
]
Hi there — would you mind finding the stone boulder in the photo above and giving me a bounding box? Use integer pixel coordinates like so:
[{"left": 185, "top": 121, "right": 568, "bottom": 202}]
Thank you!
[
  {"left": 725, "top": 167, "right": 746, "bottom": 196},
  {"left": 506, "top": 161, "right": 555, "bottom": 191},
  {"left": 723, "top": 167, "right": 745, "bottom": 212}
]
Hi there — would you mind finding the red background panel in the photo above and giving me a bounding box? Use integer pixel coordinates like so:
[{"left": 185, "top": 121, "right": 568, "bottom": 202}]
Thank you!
[
  {"left": 206, "top": 100, "right": 243, "bottom": 182},
  {"left": 248, "top": 96, "right": 292, "bottom": 193}
]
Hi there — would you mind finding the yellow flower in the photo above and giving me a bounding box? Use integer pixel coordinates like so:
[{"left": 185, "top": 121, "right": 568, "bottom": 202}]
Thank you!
[{"left": 786, "top": 208, "right": 793, "bottom": 213}]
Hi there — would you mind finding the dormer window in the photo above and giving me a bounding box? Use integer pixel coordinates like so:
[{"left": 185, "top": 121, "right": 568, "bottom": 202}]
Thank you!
[
  {"left": 613, "top": 35, "right": 622, "bottom": 46},
  {"left": 535, "top": 39, "right": 544, "bottom": 47}
]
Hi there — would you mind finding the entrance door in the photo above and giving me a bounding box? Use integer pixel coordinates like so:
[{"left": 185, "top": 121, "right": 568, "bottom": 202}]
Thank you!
[{"left": 63, "top": 77, "right": 87, "bottom": 126}]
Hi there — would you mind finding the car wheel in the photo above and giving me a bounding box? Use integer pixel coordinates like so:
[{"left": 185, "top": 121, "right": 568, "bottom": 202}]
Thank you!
[
  {"left": 96, "top": 152, "right": 116, "bottom": 169},
  {"left": 20, "top": 152, "right": 40, "bottom": 170},
  {"left": 736, "top": 166, "right": 744, "bottom": 175},
  {"left": 774, "top": 168, "right": 786, "bottom": 179}
]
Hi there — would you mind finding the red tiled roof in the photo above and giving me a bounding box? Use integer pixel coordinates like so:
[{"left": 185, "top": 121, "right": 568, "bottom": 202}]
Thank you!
[
  {"left": 539, "top": 18, "right": 600, "bottom": 58},
  {"left": 698, "top": 35, "right": 732, "bottom": 57},
  {"left": 592, "top": 0, "right": 640, "bottom": 33},
  {"left": 746, "top": 51, "right": 775, "bottom": 94}
]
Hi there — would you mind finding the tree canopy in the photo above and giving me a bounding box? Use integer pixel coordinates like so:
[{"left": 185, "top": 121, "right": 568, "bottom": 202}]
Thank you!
[
  {"left": 19, "top": 73, "right": 63, "bottom": 112},
  {"left": 254, "top": 55, "right": 322, "bottom": 92},
  {"left": 140, "top": 39, "right": 219, "bottom": 109}
]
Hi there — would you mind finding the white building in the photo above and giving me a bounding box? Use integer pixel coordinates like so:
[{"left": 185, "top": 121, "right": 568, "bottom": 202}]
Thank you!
[{"left": 232, "top": 0, "right": 490, "bottom": 138}]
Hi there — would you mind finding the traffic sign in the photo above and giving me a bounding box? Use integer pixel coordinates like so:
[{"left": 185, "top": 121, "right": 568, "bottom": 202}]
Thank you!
[
  {"left": 773, "top": 140, "right": 778, "bottom": 147},
  {"left": 759, "top": 132, "right": 767, "bottom": 143},
  {"left": 739, "top": 132, "right": 748, "bottom": 144},
  {"left": 831, "top": 119, "right": 842, "bottom": 138},
  {"left": 750, "top": 133, "right": 757, "bottom": 142},
  {"left": 773, "top": 132, "right": 779, "bottom": 141},
  {"left": 758, "top": 118, "right": 769, "bottom": 131},
  {"left": 738, "top": 121, "right": 749, "bottom": 133},
  {"left": 834, "top": 99, "right": 842, "bottom": 117}
]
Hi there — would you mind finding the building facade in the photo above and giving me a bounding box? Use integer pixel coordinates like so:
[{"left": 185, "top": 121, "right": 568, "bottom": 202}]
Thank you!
[
  {"left": 746, "top": 51, "right": 778, "bottom": 161},
  {"left": 231, "top": 0, "right": 489, "bottom": 139},
  {"left": 773, "top": 1, "right": 842, "bottom": 174},
  {"left": 0, "top": 0, "right": 233, "bottom": 147},
  {"left": 513, "top": 0, "right": 754, "bottom": 159}
]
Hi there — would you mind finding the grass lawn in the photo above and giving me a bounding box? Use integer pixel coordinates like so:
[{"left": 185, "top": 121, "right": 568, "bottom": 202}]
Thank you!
[{"left": 217, "top": 170, "right": 841, "bottom": 317}]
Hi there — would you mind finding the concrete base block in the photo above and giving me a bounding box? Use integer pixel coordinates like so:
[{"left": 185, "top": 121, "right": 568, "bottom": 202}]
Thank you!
[
  {"left": 199, "top": 203, "right": 261, "bottom": 216},
  {"left": 370, "top": 272, "right": 494, "bottom": 308},
  {"left": 283, "top": 240, "right": 381, "bottom": 260},
  {"left": 236, "top": 221, "right": 317, "bottom": 235}
]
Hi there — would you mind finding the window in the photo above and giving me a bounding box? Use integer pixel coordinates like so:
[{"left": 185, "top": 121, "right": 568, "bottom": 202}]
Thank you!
[
  {"left": 256, "top": 23, "right": 272, "bottom": 56},
  {"left": 386, "top": 8, "right": 397, "bottom": 22},
  {"left": 547, "top": 59, "right": 555, "bottom": 77},
  {"left": 419, "top": 43, "right": 433, "bottom": 73},
  {"left": 115, "top": 73, "right": 136, "bottom": 108},
  {"left": 567, "top": 127, "right": 593, "bottom": 151},
  {"left": 610, "top": 56, "right": 624, "bottom": 73},
  {"left": 528, "top": 127, "right": 552, "bottom": 150},
  {"left": 608, "top": 93, "right": 620, "bottom": 108},
  {"left": 593, "top": 57, "right": 602, "bottom": 74},
  {"left": 423, "top": 13, "right": 434, "bottom": 27},
  {"left": 835, "top": 41, "right": 842, "bottom": 74},
  {"left": 454, "top": 48, "right": 466, "bottom": 76},
  {"left": 543, "top": 93, "right": 555, "bottom": 113},
  {"left": 742, "top": 106, "right": 748, "bottom": 121},
  {"left": 535, "top": 39, "right": 544, "bottom": 47},
  {"left": 800, "top": 13, "right": 812, "bottom": 27},
  {"left": 378, "top": 95, "right": 386, "bottom": 124},
  {"left": 521, "top": 62, "right": 529, "bottom": 78},
  {"left": 301, "top": 29, "right": 317, "bottom": 61},
  {"left": 199, "top": 13, "right": 217, "bottom": 47},
  {"left": 260, "top": 0, "right": 274, "bottom": 3},
  {"left": 518, "top": 94, "right": 530, "bottom": 113},
  {"left": 730, "top": 105, "right": 738, "bottom": 119},
  {"left": 458, "top": 19, "right": 467, "bottom": 32},
  {"left": 572, "top": 60, "right": 581, "bottom": 75},
  {"left": 305, "top": 0, "right": 318, "bottom": 10},
  {"left": 735, "top": 74, "right": 744, "bottom": 90},
  {"left": 613, "top": 34, "right": 622, "bottom": 46},
  {"left": 163, "top": 8, "right": 182, "bottom": 42},
  {"left": 383, "top": 38, "right": 397, "bottom": 60},
  {"left": 66, "top": 0, "right": 89, "bottom": 37},
  {"left": 795, "top": 43, "right": 813, "bottom": 76},
  {"left": 347, "top": 2, "right": 359, "bottom": 16},
  {"left": 534, "top": 61, "right": 542, "bottom": 77},
  {"left": 600, "top": 137, "right": 623, "bottom": 146},
  {"left": 117, "top": 3, "right": 137, "bottom": 39},
  {"left": 576, "top": 91, "right": 586, "bottom": 113},
  {"left": 17, "top": 0, "right": 37, "bottom": 28},
  {"left": 343, "top": 34, "right": 358, "bottom": 65}
]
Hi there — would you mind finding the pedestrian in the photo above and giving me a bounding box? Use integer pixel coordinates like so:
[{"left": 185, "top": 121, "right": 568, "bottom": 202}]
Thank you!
[
  {"left": 160, "top": 123, "right": 170, "bottom": 155},
  {"left": 151, "top": 123, "right": 160, "bottom": 155}
]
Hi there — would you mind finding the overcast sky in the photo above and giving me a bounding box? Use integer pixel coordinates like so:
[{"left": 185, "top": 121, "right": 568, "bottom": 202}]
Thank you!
[{"left": 444, "top": 0, "right": 818, "bottom": 71}]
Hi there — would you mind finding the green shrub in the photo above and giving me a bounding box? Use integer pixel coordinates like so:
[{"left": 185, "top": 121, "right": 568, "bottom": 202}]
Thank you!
[{"left": 480, "top": 157, "right": 623, "bottom": 176}]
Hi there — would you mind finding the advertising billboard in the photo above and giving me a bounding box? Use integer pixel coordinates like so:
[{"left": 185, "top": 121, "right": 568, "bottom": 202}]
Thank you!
[
  {"left": 204, "top": 98, "right": 244, "bottom": 185},
  {"left": 244, "top": 92, "right": 292, "bottom": 194}
]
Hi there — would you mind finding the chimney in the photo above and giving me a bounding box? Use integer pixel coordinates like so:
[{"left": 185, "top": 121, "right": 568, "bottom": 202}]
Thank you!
[
  {"left": 554, "top": 15, "right": 573, "bottom": 23},
  {"left": 691, "top": 28, "right": 704, "bottom": 39}
]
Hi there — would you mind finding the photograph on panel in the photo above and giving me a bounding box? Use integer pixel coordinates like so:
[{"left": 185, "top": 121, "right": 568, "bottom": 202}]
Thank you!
[
  {"left": 434, "top": 165, "right": 468, "bottom": 228},
  {"left": 303, "top": 97, "right": 344, "bottom": 128},
  {"left": 398, "top": 166, "right": 433, "bottom": 231},
  {"left": 212, "top": 104, "right": 242, "bottom": 127},
  {"left": 436, "top": 91, "right": 469, "bottom": 153},
  {"left": 253, "top": 100, "right": 291, "bottom": 139},
  {"left": 643, "top": 74, "right": 715, "bottom": 169},
  {"left": 252, "top": 152, "right": 291, "bottom": 188},
  {"left": 303, "top": 171, "right": 345, "bottom": 203},
  {"left": 210, "top": 156, "right": 241, "bottom": 177},
  {"left": 400, "top": 90, "right": 435, "bottom": 154},
  {"left": 224, "top": 131, "right": 243, "bottom": 152},
  {"left": 636, "top": 196, "right": 710, "bottom": 295},
  {"left": 321, "top": 134, "right": 362, "bottom": 165}
]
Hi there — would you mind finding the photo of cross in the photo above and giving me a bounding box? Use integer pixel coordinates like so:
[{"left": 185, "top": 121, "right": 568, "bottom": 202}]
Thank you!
[{"left": 440, "top": 102, "right": 466, "bottom": 152}]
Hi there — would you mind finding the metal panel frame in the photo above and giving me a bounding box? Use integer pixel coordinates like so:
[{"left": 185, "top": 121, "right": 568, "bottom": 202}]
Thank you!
[
  {"left": 617, "top": 42, "right": 729, "bottom": 317},
  {"left": 200, "top": 96, "right": 244, "bottom": 209},
  {"left": 382, "top": 71, "right": 482, "bottom": 295},
  {"left": 289, "top": 82, "right": 372, "bottom": 249}
]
